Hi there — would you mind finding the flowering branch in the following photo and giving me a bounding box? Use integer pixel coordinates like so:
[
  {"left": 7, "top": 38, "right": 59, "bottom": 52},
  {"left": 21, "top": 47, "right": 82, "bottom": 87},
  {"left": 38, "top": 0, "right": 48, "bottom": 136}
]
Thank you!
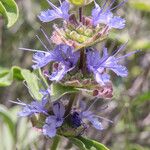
[{"left": 12, "top": 0, "right": 139, "bottom": 149}]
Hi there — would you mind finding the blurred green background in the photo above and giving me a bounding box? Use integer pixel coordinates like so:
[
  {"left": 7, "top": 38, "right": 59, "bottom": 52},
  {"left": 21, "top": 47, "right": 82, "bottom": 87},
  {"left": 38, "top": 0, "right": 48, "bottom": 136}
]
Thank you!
[{"left": 0, "top": 0, "right": 150, "bottom": 149}]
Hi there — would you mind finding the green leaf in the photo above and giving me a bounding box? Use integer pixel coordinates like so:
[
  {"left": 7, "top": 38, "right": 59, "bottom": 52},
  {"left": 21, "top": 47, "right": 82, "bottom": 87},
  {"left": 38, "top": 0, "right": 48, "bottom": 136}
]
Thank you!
[
  {"left": 68, "top": 137, "right": 87, "bottom": 150},
  {"left": 0, "top": 66, "right": 23, "bottom": 87},
  {"left": 0, "top": 105, "right": 16, "bottom": 138},
  {"left": 21, "top": 69, "right": 43, "bottom": 101},
  {"left": 0, "top": 0, "right": 19, "bottom": 28},
  {"left": 78, "top": 136, "right": 110, "bottom": 150},
  {"left": 50, "top": 83, "right": 79, "bottom": 102},
  {"left": 0, "top": 67, "right": 43, "bottom": 100}
]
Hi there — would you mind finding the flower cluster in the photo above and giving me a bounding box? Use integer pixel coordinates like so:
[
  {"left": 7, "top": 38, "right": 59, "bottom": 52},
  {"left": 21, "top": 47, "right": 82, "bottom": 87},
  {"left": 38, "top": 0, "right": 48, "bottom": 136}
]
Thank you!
[{"left": 16, "top": 0, "right": 138, "bottom": 138}]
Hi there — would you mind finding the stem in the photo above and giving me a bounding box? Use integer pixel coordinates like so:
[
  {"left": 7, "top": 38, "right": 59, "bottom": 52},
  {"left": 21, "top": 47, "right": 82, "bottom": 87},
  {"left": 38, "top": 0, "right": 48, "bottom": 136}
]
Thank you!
[
  {"left": 51, "top": 135, "right": 61, "bottom": 150},
  {"left": 65, "top": 94, "right": 76, "bottom": 117},
  {"left": 79, "top": 48, "right": 87, "bottom": 76},
  {"left": 79, "top": 7, "right": 83, "bottom": 22}
]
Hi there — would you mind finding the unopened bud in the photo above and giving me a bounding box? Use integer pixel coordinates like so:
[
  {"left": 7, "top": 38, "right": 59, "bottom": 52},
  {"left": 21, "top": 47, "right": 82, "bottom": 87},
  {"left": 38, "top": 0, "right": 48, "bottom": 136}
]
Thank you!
[
  {"left": 77, "top": 35, "right": 88, "bottom": 43},
  {"left": 84, "top": 29, "right": 93, "bottom": 37},
  {"left": 70, "top": 31, "right": 80, "bottom": 40},
  {"left": 77, "top": 26, "right": 86, "bottom": 34}
]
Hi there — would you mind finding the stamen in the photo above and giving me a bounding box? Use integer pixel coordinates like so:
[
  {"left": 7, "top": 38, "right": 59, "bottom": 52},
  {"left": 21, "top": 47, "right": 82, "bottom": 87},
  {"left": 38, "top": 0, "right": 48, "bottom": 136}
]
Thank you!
[
  {"left": 112, "top": 41, "right": 128, "bottom": 56},
  {"left": 19, "top": 48, "right": 47, "bottom": 53},
  {"left": 47, "top": 0, "right": 60, "bottom": 11},
  {"left": 110, "top": 0, "right": 127, "bottom": 11},
  {"left": 40, "top": 27, "right": 51, "bottom": 48},
  {"left": 87, "top": 98, "right": 99, "bottom": 111},
  {"left": 9, "top": 99, "right": 26, "bottom": 106},
  {"left": 106, "top": 0, "right": 116, "bottom": 12},
  {"left": 100, "top": 0, "right": 109, "bottom": 13},
  {"left": 93, "top": 115, "right": 113, "bottom": 123},
  {"left": 116, "top": 50, "right": 140, "bottom": 60},
  {"left": 36, "top": 35, "right": 50, "bottom": 52}
]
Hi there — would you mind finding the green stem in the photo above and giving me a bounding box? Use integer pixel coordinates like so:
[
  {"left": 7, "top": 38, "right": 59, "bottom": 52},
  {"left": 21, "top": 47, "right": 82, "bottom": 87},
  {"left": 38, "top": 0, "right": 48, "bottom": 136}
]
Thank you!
[{"left": 51, "top": 135, "right": 61, "bottom": 150}]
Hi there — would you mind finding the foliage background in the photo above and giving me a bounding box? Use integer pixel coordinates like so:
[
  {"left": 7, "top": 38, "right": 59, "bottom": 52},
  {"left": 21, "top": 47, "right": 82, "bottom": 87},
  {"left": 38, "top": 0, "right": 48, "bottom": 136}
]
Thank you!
[{"left": 0, "top": 0, "right": 150, "bottom": 149}]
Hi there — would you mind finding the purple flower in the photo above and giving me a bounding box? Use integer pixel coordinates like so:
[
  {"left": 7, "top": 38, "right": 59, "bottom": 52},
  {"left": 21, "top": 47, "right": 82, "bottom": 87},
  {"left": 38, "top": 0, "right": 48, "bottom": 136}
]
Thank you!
[
  {"left": 38, "top": 0, "right": 70, "bottom": 22},
  {"left": 17, "top": 98, "right": 48, "bottom": 117},
  {"left": 33, "top": 44, "right": 80, "bottom": 81},
  {"left": 92, "top": 0, "right": 126, "bottom": 29},
  {"left": 43, "top": 102, "right": 65, "bottom": 138},
  {"left": 86, "top": 44, "right": 138, "bottom": 85},
  {"left": 79, "top": 101, "right": 104, "bottom": 130},
  {"left": 71, "top": 101, "right": 112, "bottom": 130}
]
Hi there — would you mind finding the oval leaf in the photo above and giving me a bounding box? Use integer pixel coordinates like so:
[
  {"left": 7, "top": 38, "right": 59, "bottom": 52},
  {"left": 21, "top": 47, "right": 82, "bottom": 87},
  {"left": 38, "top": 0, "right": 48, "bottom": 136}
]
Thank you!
[
  {"left": 0, "top": 0, "right": 19, "bottom": 28},
  {"left": 78, "top": 136, "right": 110, "bottom": 150}
]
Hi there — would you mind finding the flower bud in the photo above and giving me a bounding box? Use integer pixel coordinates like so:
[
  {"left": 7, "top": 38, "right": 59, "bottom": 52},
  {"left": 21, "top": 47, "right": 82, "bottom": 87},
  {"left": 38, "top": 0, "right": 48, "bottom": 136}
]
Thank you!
[
  {"left": 84, "top": 29, "right": 93, "bottom": 37},
  {"left": 70, "top": 31, "right": 80, "bottom": 40},
  {"left": 77, "top": 26, "right": 86, "bottom": 34},
  {"left": 68, "top": 0, "right": 93, "bottom": 6}
]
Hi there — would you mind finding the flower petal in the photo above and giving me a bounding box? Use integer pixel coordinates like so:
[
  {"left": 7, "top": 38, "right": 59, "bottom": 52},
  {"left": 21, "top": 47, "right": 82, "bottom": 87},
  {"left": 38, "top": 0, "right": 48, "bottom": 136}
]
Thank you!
[
  {"left": 87, "top": 116, "right": 104, "bottom": 130},
  {"left": 43, "top": 124, "right": 57, "bottom": 138},
  {"left": 109, "top": 16, "right": 126, "bottom": 29},
  {"left": 53, "top": 102, "right": 65, "bottom": 119},
  {"left": 60, "top": 1, "right": 70, "bottom": 20},
  {"left": 38, "top": 9, "right": 61, "bottom": 22},
  {"left": 38, "top": 1, "right": 70, "bottom": 22},
  {"left": 18, "top": 99, "right": 48, "bottom": 117},
  {"left": 95, "top": 72, "right": 110, "bottom": 85}
]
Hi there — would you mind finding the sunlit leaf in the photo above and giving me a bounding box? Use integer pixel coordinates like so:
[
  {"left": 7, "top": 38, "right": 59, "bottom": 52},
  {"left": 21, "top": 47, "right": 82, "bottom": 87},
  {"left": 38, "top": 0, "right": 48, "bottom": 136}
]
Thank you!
[
  {"left": 21, "top": 69, "right": 43, "bottom": 101},
  {"left": 78, "top": 136, "right": 110, "bottom": 150},
  {"left": 68, "top": 137, "right": 87, "bottom": 150},
  {"left": 0, "top": 66, "right": 23, "bottom": 87},
  {"left": 0, "top": 0, "right": 19, "bottom": 28},
  {"left": 50, "top": 83, "right": 79, "bottom": 102}
]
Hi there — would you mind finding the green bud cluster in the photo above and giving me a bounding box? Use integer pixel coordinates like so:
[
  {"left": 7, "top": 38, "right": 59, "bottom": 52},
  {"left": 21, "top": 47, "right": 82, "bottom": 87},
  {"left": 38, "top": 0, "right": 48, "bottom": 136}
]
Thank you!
[{"left": 51, "top": 23, "right": 108, "bottom": 50}]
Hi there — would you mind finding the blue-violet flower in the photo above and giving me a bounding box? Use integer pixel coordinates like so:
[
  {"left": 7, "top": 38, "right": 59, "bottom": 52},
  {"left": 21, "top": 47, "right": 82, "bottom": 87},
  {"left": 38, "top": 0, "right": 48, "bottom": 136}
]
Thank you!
[
  {"left": 86, "top": 44, "right": 138, "bottom": 85},
  {"left": 43, "top": 102, "right": 65, "bottom": 138},
  {"left": 38, "top": 0, "right": 70, "bottom": 22},
  {"left": 33, "top": 44, "right": 80, "bottom": 81},
  {"left": 17, "top": 98, "right": 48, "bottom": 117},
  {"left": 92, "top": 0, "right": 126, "bottom": 29}
]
